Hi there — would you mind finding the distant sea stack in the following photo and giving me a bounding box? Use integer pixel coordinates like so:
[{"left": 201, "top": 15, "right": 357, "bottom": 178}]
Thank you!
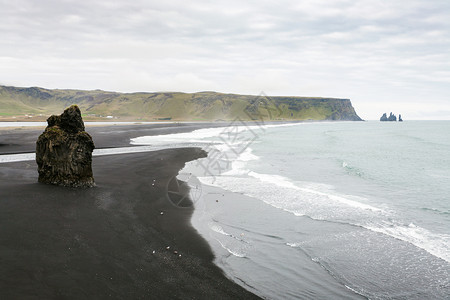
[
  {"left": 36, "top": 105, "right": 95, "bottom": 187},
  {"left": 380, "top": 112, "right": 400, "bottom": 122}
]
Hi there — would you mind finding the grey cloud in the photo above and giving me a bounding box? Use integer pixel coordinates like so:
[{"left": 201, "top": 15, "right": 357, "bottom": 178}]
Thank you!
[{"left": 1, "top": 0, "right": 450, "bottom": 119}]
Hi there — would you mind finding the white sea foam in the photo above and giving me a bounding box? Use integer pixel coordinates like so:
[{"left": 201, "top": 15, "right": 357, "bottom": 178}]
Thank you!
[
  {"left": 201, "top": 164, "right": 450, "bottom": 263},
  {"left": 210, "top": 224, "right": 232, "bottom": 237},
  {"left": 263, "top": 122, "right": 305, "bottom": 128},
  {"left": 130, "top": 122, "right": 305, "bottom": 146},
  {"left": 366, "top": 223, "right": 450, "bottom": 262},
  {"left": 247, "top": 171, "right": 382, "bottom": 212},
  {"left": 0, "top": 121, "right": 170, "bottom": 128},
  {"left": 131, "top": 127, "right": 226, "bottom": 145},
  {"left": 92, "top": 146, "right": 160, "bottom": 156},
  {"left": 0, "top": 146, "right": 170, "bottom": 164},
  {"left": 287, "top": 224, "right": 450, "bottom": 263},
  {"left": 210, "top": 223, "right": 249, "bottom": 258},
  {"left": 196, "top": 176, "right": 222, "bottom": 187},
  {"left": 237, "top": 147, "right": 260, "bottom": 161},
  {"left": 344, "top": 285, "right": 366, "bottom": 297},
  {"left": 0, "top": 153, "right": 35, "bottom": 163},
  {"left": 210, "top": 169, "right": 450, "bottom": 263},
  {"left": 222, "top": 147, "right": 259, "bottom": 176},
  {"left": 215, "top": 239, "right": 247, "bottom": 258},
  {"left": 131, "top": 124, "right": 264, "bottom": 146},
  {"left": 0, "top": 122, "right": 47, "bottom": 127},
  {"left": 205, "top": 173, "right": 384, "bottom": 229}
]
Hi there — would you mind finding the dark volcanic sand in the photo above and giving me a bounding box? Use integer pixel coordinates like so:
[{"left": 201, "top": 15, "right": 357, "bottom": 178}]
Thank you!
[{"left": 0, "top": 124, "right": 259, "bottom": 299}]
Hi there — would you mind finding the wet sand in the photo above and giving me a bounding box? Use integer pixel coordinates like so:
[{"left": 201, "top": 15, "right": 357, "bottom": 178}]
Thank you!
[{"left": 0, "top": 124, "right": 259, "bottom": 299}]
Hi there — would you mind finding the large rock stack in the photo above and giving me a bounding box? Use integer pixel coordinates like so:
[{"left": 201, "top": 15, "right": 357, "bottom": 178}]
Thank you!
[
  {"left": 36, "top": 105, "right": 95, "bottom": 187},
  {"left": 380, "top": 112, "right": 397, "bottom": 122}
]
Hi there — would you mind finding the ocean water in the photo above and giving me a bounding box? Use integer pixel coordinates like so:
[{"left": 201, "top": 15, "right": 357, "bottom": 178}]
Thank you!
[{"left": 135, "top": 121, "right": 449, "bottom": 298}]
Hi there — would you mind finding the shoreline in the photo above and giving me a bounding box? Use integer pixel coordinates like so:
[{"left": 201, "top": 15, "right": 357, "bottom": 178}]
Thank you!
[
  {"left": 0, "top": 124, "right": 260, "bottom": 299},
  {"left": 178, "top": 121, "right": 450, "bottom": 299},
  {"left": 179, "top": 143, "right": 366, "bottom": 299},
  {"left": 189, "top": 180, "right": 366, "bottom": 299},
  {"left": 0, "top": 122, "right": 228, "bottom": 155}
]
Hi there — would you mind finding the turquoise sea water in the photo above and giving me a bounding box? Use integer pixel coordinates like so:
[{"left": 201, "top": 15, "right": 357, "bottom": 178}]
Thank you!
[
  {"left": 246, "top": 121, "right": 450, "bottom": 255},
  {"left": 132, "top": 121, "right": 450, "bottom": 299}
]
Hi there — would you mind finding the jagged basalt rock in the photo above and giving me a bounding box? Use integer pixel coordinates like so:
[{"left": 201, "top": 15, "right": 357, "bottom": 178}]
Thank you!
[
  {"left": 388, "top": 112, "right": 397, "bottom": 121},
  {"left": 36, "top": 105, "right": 95, "bottom": 187},
  {"left": 380, "top": 112, "right": 397, "bottom": 122}
]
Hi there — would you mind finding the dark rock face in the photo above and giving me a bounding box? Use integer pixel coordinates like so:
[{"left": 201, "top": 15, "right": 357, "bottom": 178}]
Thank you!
[
  {"left": 388, "top": 112, "right": 397, "bottom": 121},
  {"left": 328, "top": 99, "right": 364, "bottom": 121},
  {"left": 36, "top": 105, "right": 95, "bottom": 187},
  {"left": 380, "top": 112, "right": 397, "bottom": 122}
]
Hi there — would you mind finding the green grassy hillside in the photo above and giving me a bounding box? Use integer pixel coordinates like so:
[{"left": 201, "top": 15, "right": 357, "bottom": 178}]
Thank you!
[{"left": 0, "top": 85, "right": 363, "bottom": 121}]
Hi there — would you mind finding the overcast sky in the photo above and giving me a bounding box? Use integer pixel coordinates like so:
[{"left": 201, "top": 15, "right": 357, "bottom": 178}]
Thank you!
[{"left": 1, "top": 0, "right": 449, "bottom": 119}]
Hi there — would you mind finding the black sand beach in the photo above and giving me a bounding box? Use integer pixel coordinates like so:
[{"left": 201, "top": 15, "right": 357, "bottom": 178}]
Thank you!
[{"left": 0, "top": 123, "right": 259, "bottom": 299}]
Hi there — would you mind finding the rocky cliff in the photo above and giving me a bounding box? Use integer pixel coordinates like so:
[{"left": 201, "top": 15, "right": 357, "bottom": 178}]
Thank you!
[
  {"left": 0, "top": 85, "right": 363, "bottom": 121},
  {"left": 36, "top": 105, "right": 95, "bottom": 187}
]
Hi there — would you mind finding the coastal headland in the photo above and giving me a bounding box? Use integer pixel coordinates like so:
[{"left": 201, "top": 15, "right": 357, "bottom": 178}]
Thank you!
[{"left": 0, "top": 85, "right": 363, "bottom": 122}]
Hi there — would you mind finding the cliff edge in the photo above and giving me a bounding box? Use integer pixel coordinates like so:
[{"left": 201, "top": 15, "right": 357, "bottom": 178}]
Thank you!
[{"left": 0, "top": 85, "right": 363, "bottom": 121}]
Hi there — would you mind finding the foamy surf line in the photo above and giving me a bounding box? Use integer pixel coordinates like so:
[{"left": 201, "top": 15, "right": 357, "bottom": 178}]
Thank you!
[
  {"left": 0, "top": 146, "right": 175, "bottom": 163},
  {"left": 198, "top": 172, "right": 450, "bottom": 263},
  {"left": 130, "top": 122, "right": 304, "bottom": 146},
  {"left": 247, "top": 171, "right": 383, "bottom": 212},
  {"left": 366, "top": 224, "right": 450, "bottom": 263},
  {"left": 0, "top": 121, "right": 176, "bottom": 128}
]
